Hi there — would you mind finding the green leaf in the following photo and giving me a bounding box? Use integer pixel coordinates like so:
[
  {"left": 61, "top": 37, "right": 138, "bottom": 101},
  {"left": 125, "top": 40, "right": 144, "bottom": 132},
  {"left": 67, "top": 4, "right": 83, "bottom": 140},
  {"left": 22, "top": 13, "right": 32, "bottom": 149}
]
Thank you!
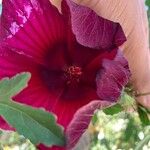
[
  {"left": 0, "top": 73, "right": 65, "bottom": 147},
  {"left": 138, "top": 106, "right": 150, "bottom": 127},
  {"left": 123, "top": 114, "right": 138, "bottom": 142},
  {"left": 103, "top": 104, "right": 123, "bottom": 115},
  {"left": 135, "top": 134, "right": 150, "bottom": 150},
  {"left": 0, "top": 72, "right": 31, "bottom": 99},
  {"left": 92, "top": 113, "right": 98, "bottom": 125},
  {"left": 0, "top": 100, "right": 65, "bottom": 146},
  {"left": 146, "top": 0, "right": 150, "bottom": 7}
]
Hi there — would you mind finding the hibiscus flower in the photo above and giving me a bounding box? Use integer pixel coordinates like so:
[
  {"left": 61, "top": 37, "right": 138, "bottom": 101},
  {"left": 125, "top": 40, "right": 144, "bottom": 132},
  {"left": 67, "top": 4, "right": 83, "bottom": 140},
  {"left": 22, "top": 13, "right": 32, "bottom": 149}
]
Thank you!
[{"left": 0, "top": 0, "right": 130, "bottom": 149}]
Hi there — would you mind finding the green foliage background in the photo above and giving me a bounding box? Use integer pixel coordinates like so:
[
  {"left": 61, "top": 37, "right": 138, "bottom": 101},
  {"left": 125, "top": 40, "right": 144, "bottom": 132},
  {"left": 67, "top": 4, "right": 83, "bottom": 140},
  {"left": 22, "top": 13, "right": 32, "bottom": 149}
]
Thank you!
[{"left": 146, "top": 0, "right": 150, "bottom": 7}]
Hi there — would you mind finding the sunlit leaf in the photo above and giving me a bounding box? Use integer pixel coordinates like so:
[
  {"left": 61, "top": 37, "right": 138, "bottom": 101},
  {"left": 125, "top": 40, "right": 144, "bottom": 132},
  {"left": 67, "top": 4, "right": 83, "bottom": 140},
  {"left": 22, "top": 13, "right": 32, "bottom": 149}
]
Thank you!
[
  {"left": 138, "top": 106, "right": 150, "bottom": 127},
  {"left": 120, "top": 92, "right": 135, "bottom": 109},
  {"left": 135, "top": 134, "right": 150, "bottom": 150},
  {"left": 103, "top": 104, "right": 123, "bottom": 115},
  {"left": 146, "top": 0, "right": 150, "bottom": 7},
  {"left": 0, "top": 73, "right": 31, "bottom": 99},
  {"left": 0, "top": 73, "right": 65, "bottom": 147}
]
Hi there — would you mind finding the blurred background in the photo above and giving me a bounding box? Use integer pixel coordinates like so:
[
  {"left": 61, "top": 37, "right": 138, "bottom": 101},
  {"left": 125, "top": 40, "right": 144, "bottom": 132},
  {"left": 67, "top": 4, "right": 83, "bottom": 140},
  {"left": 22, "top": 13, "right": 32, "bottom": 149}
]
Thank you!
[
  {"left": 0, "top": 1, "right": 150, "bottom": 150},
  {"left": 0, "top": 111, "right": 149, "bottom": 150}
]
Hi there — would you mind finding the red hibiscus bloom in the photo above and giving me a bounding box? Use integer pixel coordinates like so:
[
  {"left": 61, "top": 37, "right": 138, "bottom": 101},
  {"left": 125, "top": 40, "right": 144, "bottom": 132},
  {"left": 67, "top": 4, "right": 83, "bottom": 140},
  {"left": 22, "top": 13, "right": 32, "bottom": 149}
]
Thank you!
[{"left": 0, "top": 0, "right": 130, "bottom": 149}]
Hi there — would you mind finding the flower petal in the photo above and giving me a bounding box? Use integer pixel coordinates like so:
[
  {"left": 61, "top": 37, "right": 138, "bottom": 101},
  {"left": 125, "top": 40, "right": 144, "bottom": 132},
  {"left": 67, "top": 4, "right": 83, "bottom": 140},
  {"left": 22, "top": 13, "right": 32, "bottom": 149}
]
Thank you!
[
  {"left": 51, "top": 85, "right": 98, "bottom": 128},
  {"left": 65, "top": 0, "right": 126, "bottom": 49},
  {"left": 37, "top": 144, "right": 65, "bottom": 150},
  {"left": 0, "top": 48, "right": 98, "bottom": 150},
  {"left": 0, "top": 2, "right": 130, "bottom": 150},
  {"left": 96, "top": 51, "right": 131, "bottom": 101},
  {"left": 0, "top": 0, "right": 65, "bottom": 63},
  {"left": 66, "top": 100, "right": 112, "bottom": 149},
  {"left": 0, "top": 47, "right": 40, "bottom": 130},
  {"left": 0, "top": 47, "right": 38, "bottom": 79},
  {"left": 0, "top": 117, "right": 14, "bottom": 130},
  {"left": 38, "top": 101, "right": 113, "bottom": 150}
]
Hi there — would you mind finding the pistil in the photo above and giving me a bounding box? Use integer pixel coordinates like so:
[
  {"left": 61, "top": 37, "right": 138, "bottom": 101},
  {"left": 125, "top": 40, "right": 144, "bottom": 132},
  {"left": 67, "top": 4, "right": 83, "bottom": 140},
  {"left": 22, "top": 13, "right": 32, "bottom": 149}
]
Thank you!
[{"left": 64, "top": 66, "right": 83, "bottom": 86}]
